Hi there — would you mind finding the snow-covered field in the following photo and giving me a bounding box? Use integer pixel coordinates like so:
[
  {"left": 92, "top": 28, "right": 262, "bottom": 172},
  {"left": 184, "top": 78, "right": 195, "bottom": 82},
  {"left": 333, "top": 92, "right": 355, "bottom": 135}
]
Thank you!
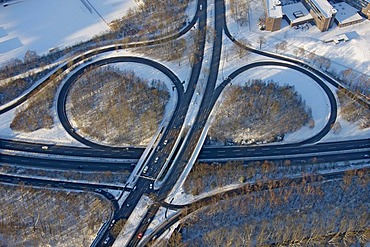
[{"left": 0, "top": 0, "right": 137, "bottom": 64}]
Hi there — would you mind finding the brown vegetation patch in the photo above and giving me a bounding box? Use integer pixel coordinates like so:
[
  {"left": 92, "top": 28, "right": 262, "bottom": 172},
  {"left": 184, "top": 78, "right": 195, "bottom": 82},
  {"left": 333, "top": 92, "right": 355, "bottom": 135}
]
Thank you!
[
  {"left": 337, "top": 88, "right": 370, "bottom": 129},
  {"left": 0, "top": 184, "right": 112, "bottom": 246},
  {"left": 110, "top": 0, "right": 190, "bottom": 40},
  {"left": 209, "top": 79, "right": 312, "bottom": 144},
  {"left": 171, "top": 171, "right": 369, "bottom": 246},
  {"left": 10, "top": 71, "right": 63, "bottom": 132},
  {"left": 68, "top": 66, "right": 169, "bottom": 146}
]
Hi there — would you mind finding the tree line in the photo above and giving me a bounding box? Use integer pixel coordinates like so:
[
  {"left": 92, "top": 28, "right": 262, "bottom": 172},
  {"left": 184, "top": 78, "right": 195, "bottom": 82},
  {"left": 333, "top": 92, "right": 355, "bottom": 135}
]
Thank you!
[
  {"left": 10, "top": 66, "right": 66, "bottom": 132},
  {"left": 337, "top": 88, "right": 370, "bottom": 129},
  {"left": 110, "top": 0, "right": 190, "bottom": 40},
  {"left": 0, "top": 66, "right": 57, "bottom": 107},
  {"left": 166, "top": 169, "right": 369, "bottom": 246},
  {"left": 184, "top": 157, "right": 352, "bottom": 196},
  {"left": 293, "top": 47, "right": 369, "bottom": 96},
  {"left": 0, "top": 0, "right": 191, "bottom": 105}
]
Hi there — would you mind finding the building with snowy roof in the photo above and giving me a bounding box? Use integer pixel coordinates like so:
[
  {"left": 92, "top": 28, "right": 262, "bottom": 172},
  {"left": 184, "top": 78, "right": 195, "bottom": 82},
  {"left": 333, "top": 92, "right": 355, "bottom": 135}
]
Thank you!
[
  {"left": 348, "top": 0, "right": 370, "bottom": 20},
  {"left": 302, "top": 0, "right": 337, "bottom": 31},
  {"left": 333, "top": 2, "right": 364, "bottom": 27},
  {"left": 343, "top": 0, "right": 370, "bottom": 15},
  {"left": 283, "top": 2, "right": 314, "bottom": 27},
  {"left": 351, "top": 0, "right": 370, "bottom": 19},
  {"left": 264, "top": 0, "right": 283, "bottom": 31}
]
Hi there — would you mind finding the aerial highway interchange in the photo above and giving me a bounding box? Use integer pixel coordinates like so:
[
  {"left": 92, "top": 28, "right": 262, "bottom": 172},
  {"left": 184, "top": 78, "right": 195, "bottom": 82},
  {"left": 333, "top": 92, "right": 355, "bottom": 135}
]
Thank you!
[{"left": 0, "top": 0, "right": 369, "bottom": 246}]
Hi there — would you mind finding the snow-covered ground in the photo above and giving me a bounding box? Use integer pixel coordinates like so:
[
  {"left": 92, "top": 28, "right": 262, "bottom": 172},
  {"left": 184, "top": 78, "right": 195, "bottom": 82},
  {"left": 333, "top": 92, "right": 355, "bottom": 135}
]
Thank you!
[
  {"left": 0, "top": 0, "right": 137, "bottom": 64},
  {"left": 145, "top": 207, "right": 181, "bottom": 245},
  {"left": 225, "top": 0, "right": 370, "bottom": 77},
  {"left": 0, "top": 1, "right": 198, "bottom": 147},
  {"left": 65, "top": 56, "right": 179, "bottom": 147},
  {"left": 218, "top": 65, "right": 370, "bottom": 143},
  {"left": 0, "top": 48, "right": 183, "bottom": 146},
  {"left": 0, "top": 183, "right": 112, "bottom": 247},
  {"left": 0, "top": 107, "right": 88, "bottom": 146},
  {"left": 145, "top": 207, "right": 179, "bottom": 236},
  {"left": 216, "top": 1, "right": 370, "bottom": 144},
  {"left": 113, "top": 195, "right": 152, "bottom": 247},
  {"left": 171, "top": 160, "right": 370, "bottom": 205},
  {"left": 224, "top": 65, "right": 331, "bottom": 143}
]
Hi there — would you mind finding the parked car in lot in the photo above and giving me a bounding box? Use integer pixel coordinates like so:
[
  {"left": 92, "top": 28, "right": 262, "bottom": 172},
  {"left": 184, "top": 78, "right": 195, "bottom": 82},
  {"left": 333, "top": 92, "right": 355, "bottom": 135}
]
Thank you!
[{"left": 154, "top": 157, "right": 159, "bottom": 163}]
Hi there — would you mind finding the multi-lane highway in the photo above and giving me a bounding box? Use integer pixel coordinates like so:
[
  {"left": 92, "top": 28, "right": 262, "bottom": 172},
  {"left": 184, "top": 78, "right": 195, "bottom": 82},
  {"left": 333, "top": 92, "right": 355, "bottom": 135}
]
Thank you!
[
  {"left": 1, "top": 138, "right": 369, "bottom": 174},
  {"left": 113, "top": 1, "right": 369, "bottom": 246},
  {"left": 199, "top": 139, "right": 370, "bottom": 161},
  {"left": 107, "top": 2, "right": 209, "bottom": 246}
]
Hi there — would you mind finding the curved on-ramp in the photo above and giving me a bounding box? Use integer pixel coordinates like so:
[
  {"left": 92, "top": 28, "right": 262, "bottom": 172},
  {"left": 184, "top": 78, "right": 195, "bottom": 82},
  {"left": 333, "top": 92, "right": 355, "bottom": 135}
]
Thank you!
[
  {"left": 221, "top": 0, "right": 369, "bottom": 109},
  {"left": 57, "top": 56, "right": 185, "bottom": 148},
  {"left": 0, "top": 8, "right": 199, "bottom": 116},
  {"left": 212, "top": 60, "right": 337, "bottom": 145}
]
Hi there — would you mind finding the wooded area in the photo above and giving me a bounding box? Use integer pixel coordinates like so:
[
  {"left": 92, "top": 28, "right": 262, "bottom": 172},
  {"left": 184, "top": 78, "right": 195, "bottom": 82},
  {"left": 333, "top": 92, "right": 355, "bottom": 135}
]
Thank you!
[
  {"left": 168, "top": 170, "right": 369, "bottom": 246},
  {"left": 68, "top": 66, "right": 169, "bottom": 146},
  {"left": 209, "top": 79, "right": 312, "bottom": 144},
  {"left": 337, "top": 88, "right": 370, "bottom": 129},
  {"left": 110, "top": 0, "right": 190, "bottom": 40},
  {"left": 0, "top": 184, "right": 112, "bottom": 246},
  {"left": 10, "top": 68, "right": 64, "bottom": 132}
]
